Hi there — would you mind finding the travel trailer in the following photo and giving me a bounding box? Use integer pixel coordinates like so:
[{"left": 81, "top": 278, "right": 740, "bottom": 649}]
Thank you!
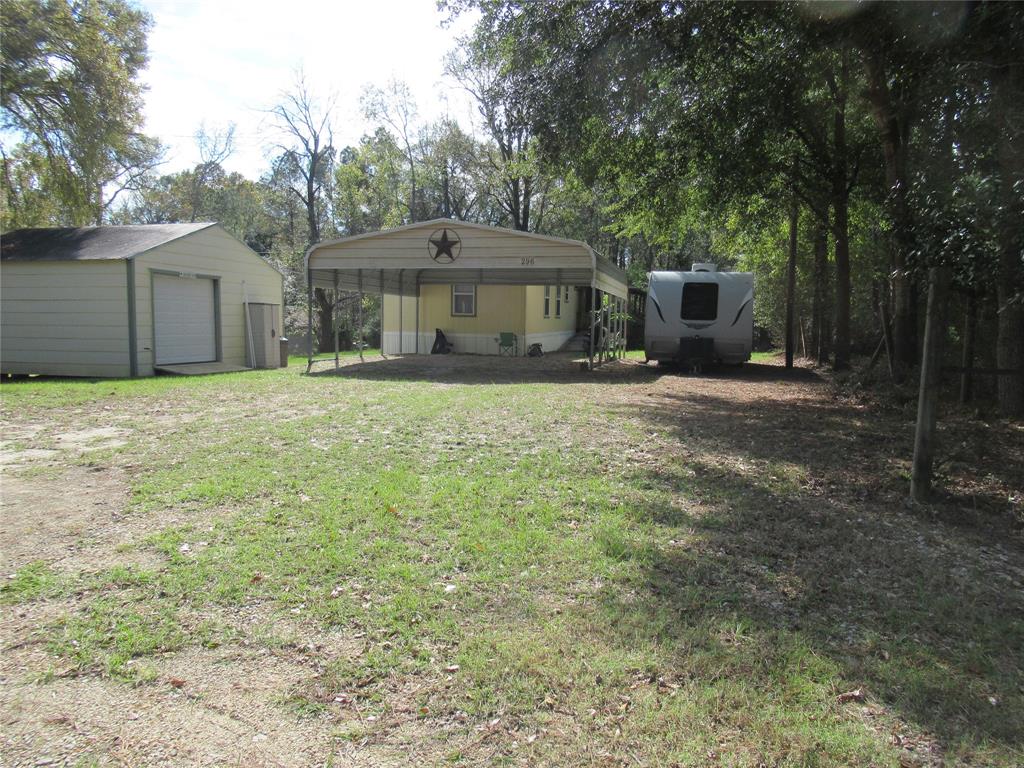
[{"left": 643, "top": 265, "right": 754, "bottom": 366}]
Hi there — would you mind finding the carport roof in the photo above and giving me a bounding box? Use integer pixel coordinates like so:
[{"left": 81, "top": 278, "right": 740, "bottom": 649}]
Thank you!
[
  {"left": 305, "top": 219, "right": 628, "bottom": 298},
  {"left": 1, "top": 223, "right": 216, "bottom": 262}
]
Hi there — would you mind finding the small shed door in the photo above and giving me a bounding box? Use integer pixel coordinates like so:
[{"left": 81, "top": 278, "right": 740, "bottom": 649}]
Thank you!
[
  {"left": 245, "top": 303, "right": 281, "bottom": 368},
  {"left": 153, "top": 274, "right": 217, "bottom": 364}
]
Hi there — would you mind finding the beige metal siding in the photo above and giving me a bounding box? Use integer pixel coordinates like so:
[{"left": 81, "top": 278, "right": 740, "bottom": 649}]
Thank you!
[
  {"left": 0, "top": 261, "right": 131, "bottom": 377},
  {"left": 133, "top": 226, "right": 282, "bottom": 375},
  {"left": 246, "top": 303, "right": 281, "bottom": 368},
  {"left": 313, "top": 226, "right": 592, "bottom": 270}
]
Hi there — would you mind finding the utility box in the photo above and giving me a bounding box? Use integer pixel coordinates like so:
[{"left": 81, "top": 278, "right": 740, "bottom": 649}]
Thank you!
[
  {"left": 279, "top": 337, "right": 289, "bottom": 368},
  {"left": 245, "top": 303, "right": 282, "bottom": 369}
]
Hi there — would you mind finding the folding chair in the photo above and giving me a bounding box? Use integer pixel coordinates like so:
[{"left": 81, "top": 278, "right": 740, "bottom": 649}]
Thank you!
[{"left": 496, "top": 332, "right": 518, "bottom": 356}]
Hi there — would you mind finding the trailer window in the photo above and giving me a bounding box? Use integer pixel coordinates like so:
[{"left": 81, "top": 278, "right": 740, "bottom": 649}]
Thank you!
[
  {"left": 452, "top": 284, "right": 476, "bottom": 316},
  {"left": 680, "top": 282, "right": 718, "bottom": 320}
]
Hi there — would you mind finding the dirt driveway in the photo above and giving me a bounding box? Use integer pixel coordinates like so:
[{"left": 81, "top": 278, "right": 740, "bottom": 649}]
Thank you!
[{"left": 1, "top": 355, "right": 1021, "bottom": 767}]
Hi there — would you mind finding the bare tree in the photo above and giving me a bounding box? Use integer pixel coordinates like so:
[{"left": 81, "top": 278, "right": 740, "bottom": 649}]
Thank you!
[
  {"left": 266, "top": 71, "right": 336, "bottom": 352},
  {"left": 185, "top": 122, "right": 235, "bottom": 222},
  {"left": 97, "top": 133, "right": 166, "bottom": 224}
]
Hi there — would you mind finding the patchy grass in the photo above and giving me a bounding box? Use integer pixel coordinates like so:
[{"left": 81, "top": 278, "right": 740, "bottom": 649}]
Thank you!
[
  {"left": 1, "top": 355, "right": 1021, "bottom": 767},
  {"left": 0, "top": 561, "right": 66, "bottom": 604}
]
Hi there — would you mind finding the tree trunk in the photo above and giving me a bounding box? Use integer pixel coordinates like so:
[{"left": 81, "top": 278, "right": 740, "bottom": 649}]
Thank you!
[
  {"left": 879, "top": 300, "right": 896, "bottom": 382},
  {"left": 812, "top": 218, "right": 831, "bottom": 364},
  {"left": 521, "top": 176, "right": 532, "bottom": 232},
  {"left": 993, "top": 62, "right": 1024, "bottom": 417},
  {"left": 911, "top": 267, "right": 951, "bottom": 502},
  {"left": 315, "top": 288, "right": 333, "bottom": 353},
  {"left": 832, "top": 199, "right": 851, "bottom": 370},
  {"left": 829, "top": 53, "right": 852, "bottom": 370},
  {"left": 785, "top": 188, "right": 798, "bottom": 369},
  {"left": 442, "top": 164, "right": 451, "bottom": 218},
  {"left": 863, "top": 49, "right": 917, "bottom": 370},
  {"left": 960, "top": 293, "right": 976, "bottom": 405}
]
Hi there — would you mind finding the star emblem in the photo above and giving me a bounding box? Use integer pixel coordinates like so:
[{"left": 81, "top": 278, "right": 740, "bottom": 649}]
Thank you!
[{"left": 428, "top": 228, "right": 461, "bottom": 263}]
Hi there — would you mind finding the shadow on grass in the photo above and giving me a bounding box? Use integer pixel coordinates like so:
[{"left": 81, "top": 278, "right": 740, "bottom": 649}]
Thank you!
[
  {"left": 308, "top": 356, "right": 819, "bottom": 387},
  {"left": 606, "top": 390, "right": 1024, "bottom": 755}
]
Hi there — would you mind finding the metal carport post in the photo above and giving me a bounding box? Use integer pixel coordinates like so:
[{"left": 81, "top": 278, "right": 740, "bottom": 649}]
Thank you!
[{"left": 306, "top": 265, "right": 314, "bottom": 373}]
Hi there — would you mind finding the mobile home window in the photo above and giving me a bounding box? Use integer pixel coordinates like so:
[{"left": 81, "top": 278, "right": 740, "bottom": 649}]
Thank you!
[
  {"left": 680, "top": 282, "right": 718, "bottom": 321},
  {"left": 452, "top": 284, "right": 476, "bottom": 316},
  {"left": 544, "top": 286, "right": 551, "bottom": 318}
]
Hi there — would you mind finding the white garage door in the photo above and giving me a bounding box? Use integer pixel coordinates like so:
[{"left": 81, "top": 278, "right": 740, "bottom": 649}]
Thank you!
[{"left": 153, "top": 274, "right": 216, "bottom": 364}]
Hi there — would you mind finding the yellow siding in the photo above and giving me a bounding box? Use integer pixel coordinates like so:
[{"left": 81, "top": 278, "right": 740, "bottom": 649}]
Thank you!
[
  {"left": 524, "top": 285, "right": 576, "bottom": 335},
  {"left": 524, "top": 284, "right": 576, "bottom": 353},
  {"left": 420, "top": 284, "right": 524, "bottom": 336},
  {"left": 133, "top": 226, "right": 282, "bottom": 375},
  {"left": 1, "top": 261, "right": 131, "bottom": 377},
  {"left": 382, "top": 284, "right": 525, "bottom": 355}
]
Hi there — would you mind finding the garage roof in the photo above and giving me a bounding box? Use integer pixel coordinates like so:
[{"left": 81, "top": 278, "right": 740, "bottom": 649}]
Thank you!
[
  {"left": 1, "top": 223, "right": 216, "bottom": 262},
  {"left": 306, "top": 219, "right": 628, "bottom": 298}
]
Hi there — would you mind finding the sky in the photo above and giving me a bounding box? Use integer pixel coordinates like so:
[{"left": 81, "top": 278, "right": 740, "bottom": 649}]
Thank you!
[{"left": 137, "top": 0, "right": 480, "bottom": 180}]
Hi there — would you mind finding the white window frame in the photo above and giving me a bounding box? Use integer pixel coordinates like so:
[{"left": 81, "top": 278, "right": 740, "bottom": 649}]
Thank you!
[
  {"left": 452, "top": 284, "right": 476, "bottom": 317},
  {"left": 543, "top": 285, "right": 551, "bottom": 318}
]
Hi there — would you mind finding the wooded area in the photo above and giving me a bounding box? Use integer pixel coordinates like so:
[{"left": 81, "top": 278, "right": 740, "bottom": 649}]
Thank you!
[
  {"left": 1, "top": 5, "right": 1023, "bottom": 762},
  {"left": 2, "top": 0, "right": 1022, "bottom": 424}
]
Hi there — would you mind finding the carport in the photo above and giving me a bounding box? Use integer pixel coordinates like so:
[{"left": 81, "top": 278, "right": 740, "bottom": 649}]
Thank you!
[{"left": 304, "top": 219, "right": 629, "bottom": 371}]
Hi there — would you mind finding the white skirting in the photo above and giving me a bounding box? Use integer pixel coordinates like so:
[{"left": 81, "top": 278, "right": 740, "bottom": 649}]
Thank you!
[
  {"left": 382, "top": 331, "right": 513, "bottom": 356},
  {"left": 524, "top": 330, "right": 576, "bottom": 354},
  {"left": 382, "top": 329, "right": 576, "bottom": 356}
]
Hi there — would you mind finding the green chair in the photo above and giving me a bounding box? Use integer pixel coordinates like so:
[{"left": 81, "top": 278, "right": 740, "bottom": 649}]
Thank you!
[{"left": 496, "top": 332, "right": 518, "bottom": 356}]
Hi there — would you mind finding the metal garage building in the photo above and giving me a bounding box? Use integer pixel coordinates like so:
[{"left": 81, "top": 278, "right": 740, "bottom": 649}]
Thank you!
[{"left": 1, "top": 223, "right": 284, "bottom": 377}]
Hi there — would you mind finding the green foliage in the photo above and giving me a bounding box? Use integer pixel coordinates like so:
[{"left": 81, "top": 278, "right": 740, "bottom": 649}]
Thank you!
[
  {"left": 0, "top": 143, "right": 63, "bottom": 229},
  {"left": 446, "top": 0, "right": 1023, "bottom": 378},
  {"left": 333, "top": 130, "right": 409, "bottom": 235},
  {"left": 0, "top": 0, "right": 162, "bottom": 226}
]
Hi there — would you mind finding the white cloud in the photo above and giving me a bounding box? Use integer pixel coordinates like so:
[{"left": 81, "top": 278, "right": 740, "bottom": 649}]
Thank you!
[{"left": 137, "top": 0, "right": 480, "bottom": 178}]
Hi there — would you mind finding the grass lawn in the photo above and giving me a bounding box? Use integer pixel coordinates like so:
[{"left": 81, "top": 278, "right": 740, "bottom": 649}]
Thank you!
[{"left": 1, "top": 353, "right": 1021, "bottom": 767}]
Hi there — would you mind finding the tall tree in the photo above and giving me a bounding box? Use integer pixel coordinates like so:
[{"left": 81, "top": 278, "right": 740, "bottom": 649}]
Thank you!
[
  {"left": 333, "top": 130, "right": 408, "bottom": 235},
  {"left": 267, "top": 73, "right": 336, "bottom": 352},
  {"left": 361, "top": 80, "right": 422, "bottom": 222},
  {"left": 965, "top": 3, "right": 1024, "bottom": 416},
  {"left": 419, "top": 118, "right": 484, "bottom": 221},
  {"left": 0, "top": 0, "right": 163, "bottom": 225},
  {"left": 446, "top": 32, "right": 547, "bottom": 231},
  {"left": 184, "top": 123, "right": 236, "bottom": 222}
]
